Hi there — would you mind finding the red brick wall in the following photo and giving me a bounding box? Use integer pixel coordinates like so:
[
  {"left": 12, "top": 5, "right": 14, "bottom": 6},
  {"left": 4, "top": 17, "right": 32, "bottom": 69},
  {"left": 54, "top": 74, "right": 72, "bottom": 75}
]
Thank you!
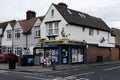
[
  {"left": 111, "top": 48, "right": 119, "bottom": 61},
  {"left": 86, "top": 45, "right": 111, "bottom": 63}
]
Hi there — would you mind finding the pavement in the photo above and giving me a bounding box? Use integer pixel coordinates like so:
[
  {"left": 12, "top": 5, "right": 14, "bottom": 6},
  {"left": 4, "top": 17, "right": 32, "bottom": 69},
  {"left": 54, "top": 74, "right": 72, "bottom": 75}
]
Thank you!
[{"left": 0, "top": 61, "right": 120, "bottom": 73}]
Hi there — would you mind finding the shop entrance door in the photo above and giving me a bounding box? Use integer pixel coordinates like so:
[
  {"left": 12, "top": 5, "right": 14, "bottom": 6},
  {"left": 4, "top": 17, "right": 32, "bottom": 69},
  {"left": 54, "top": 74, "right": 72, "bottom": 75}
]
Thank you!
[{"left": 62, "top": 45, "right": 68, "bottom": 64}]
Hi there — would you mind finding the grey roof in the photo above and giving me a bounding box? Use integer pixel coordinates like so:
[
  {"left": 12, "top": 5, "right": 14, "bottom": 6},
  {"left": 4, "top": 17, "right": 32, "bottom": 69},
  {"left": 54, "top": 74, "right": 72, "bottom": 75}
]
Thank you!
[{"left": 53, "top": 4, "right": 110, "bottom": 31}]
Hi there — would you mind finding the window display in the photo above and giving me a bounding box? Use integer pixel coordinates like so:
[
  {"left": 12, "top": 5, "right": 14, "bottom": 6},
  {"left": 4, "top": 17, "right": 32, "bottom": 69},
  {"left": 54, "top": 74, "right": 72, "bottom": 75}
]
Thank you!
[
  {"left": 72, "top": 48, "right": 83, "bottom": 63},
  {"left": 44, "top": 49, "right": 58, "bottom": 65}
]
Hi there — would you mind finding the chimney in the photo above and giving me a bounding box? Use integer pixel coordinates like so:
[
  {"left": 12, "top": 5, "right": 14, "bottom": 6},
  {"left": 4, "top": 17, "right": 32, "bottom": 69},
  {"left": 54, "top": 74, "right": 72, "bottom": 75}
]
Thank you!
[
  {"left": 58, "top": 2, "right": 68, "bottom": 8},
  {"left": 26, "top": 10, "right": 36, "bottom": 20}
]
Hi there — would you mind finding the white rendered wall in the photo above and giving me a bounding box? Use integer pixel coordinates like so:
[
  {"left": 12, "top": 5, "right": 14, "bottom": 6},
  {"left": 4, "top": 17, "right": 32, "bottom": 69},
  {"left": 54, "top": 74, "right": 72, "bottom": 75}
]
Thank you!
[
  {"left": 2, "top": 23, "right": 12, "bottom": 46},
  {"left": 40, "top": 4, "right": 115, "bottom": 47}
]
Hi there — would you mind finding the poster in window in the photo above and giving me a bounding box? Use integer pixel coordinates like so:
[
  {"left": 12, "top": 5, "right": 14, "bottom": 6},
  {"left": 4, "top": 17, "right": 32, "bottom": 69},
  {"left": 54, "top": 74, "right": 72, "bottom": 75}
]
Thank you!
[
  {"left": 78, "top": 49, "right": 83, "bottom": 62},
  {"left": 72, "top": 49, "right": 77, "bottom": 63}
]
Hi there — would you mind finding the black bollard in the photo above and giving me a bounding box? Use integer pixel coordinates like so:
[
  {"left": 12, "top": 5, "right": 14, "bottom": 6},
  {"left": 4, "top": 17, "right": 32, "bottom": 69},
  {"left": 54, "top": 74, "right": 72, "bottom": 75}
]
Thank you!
[{"left": 53, "top": 59, "right": 56, "bottom": 70}]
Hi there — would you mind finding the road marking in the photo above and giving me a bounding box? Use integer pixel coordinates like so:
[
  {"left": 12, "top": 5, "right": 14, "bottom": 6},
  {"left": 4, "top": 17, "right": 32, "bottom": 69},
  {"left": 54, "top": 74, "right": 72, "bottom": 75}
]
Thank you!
[
  {"left": 103, "top": 66, "right": 120, "bottom": 71},
  {"left": 0, "top": 70, "right": 9, "bottom": 75},
  {"left": 24, "top": 75, "right": 46, "bottom": 80},
  {"left": 65, "top": 72, "right": 94, "bottom": 78},
  {"left": 72, "top": 72, "right": 94, "bottom": 77},
  {"left": 78, "top": 78, "right": 90, "bottom": 80}
]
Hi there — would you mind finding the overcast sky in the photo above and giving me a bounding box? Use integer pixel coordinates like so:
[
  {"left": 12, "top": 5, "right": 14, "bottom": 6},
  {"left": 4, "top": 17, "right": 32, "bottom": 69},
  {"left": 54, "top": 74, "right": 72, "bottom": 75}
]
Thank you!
[{"left": 0, "top": 0, "right": 120, "bottom": 28}]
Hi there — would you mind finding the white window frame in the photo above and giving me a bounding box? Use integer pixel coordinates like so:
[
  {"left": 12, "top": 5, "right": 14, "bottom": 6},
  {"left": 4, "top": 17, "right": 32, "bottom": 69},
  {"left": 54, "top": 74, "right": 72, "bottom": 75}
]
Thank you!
[
  {"left": 15, "top": 29, "right": 20, "bottom": 39},
  {"left": 7, "top": 30, "right": 12, "bottom": 39},
  {"left": 34, "top": 26, "right": 40, "bottom": 38},
  {"left": 15, "top": 47, "right": 21, "bottom": 56},
  {"left": 7, "top": 47, "right": 12, "bottom": 54},
  {"left": 46, "top": 22, "right": 59, "bottom": 36}
]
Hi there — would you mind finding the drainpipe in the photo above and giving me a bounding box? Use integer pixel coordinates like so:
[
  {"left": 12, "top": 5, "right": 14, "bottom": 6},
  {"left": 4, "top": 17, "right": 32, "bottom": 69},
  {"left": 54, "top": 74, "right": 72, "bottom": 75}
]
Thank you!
[
  {"left": 26, "top": 34, "right": 28, "bottom": 49},
  {"left": 12, "top": 28, "right": 14, "bottom": 54}
]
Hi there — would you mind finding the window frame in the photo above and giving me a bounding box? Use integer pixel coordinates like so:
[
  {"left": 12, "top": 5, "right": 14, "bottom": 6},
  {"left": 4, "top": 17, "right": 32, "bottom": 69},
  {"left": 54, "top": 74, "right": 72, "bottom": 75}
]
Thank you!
[
  {"left": 15, "top": 47, "right": 21, "bottom": 56},
  {"left": 89, "top": 28, "right": 93, "bottom": 36},
  {"left": 46, "top": 22, "right": 59, "bottom": 36},
  {"left": 34, "top": 26, "right": 40, "bottom": 38},
  {"left": 7, "top": 47, "right": 12, "bottom": 54},
  {"left": 7, "top": 30, "right": 12, "bottom": 39},
  {"left": 14, "top": 29, "right": 21, "bottom": 39}
]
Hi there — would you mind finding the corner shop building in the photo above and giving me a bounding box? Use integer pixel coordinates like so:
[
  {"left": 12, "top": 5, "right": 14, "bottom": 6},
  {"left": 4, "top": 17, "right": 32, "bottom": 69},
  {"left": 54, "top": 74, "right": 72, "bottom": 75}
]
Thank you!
[{"left": 40, "top": 40, "right": 86, "bottom": 65}]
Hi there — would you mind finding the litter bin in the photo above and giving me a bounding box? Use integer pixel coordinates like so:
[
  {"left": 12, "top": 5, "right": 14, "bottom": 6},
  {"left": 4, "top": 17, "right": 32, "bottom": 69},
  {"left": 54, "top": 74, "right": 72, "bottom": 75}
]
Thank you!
[
  {"left": 23, "top": 55, "right": 34, "bottom": 66},
  {"left": 9, "top": 58, "right": 16, "bottom": 69},
  {"left": 21, "top": 58, "right": 27, "bottom": 66}
]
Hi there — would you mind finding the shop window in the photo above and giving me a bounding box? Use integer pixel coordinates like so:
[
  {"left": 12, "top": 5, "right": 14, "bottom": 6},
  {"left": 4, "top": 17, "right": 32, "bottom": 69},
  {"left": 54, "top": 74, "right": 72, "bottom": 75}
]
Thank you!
[
  {"left": 62, "top": 49, "right": 67, "bottom": 57},
  {"left": 72, "top": 48, "right": 83, "bottom": 63},
  {"left": 44, "top": 49, "right": 58, "bottom": 64}
]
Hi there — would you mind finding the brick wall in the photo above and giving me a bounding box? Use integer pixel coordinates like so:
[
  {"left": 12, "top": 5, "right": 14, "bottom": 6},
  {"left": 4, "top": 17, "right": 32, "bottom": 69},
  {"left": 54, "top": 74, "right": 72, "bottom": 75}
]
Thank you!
[
  {"left": 86, "top": 45, "right": 111, "bottom": 63},
  {"left": 111, "top": 48, "right": 119, "bottom": 61}
]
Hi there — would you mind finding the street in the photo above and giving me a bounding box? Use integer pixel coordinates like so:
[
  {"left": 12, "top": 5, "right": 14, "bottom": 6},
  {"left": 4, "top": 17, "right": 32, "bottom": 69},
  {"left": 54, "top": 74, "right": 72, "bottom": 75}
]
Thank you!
[
  {"left": 0, "top": 63, "right": 120, "bottom": 80},
  {"left": 40, "top": 63, "right": 120, "bottom": 80}
]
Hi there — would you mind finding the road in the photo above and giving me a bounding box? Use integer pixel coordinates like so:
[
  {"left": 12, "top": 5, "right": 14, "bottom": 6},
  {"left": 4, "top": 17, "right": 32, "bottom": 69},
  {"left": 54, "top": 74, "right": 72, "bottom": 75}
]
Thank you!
[{"left": 0, "top": 63, "right": 120, "bottom": 80}]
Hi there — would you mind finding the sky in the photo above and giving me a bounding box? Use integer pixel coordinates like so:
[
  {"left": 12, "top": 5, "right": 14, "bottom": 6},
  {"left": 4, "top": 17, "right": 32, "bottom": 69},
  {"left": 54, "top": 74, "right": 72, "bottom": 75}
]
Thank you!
[{"left": 0, "top": 0, "right": 120, "bottom": 29}]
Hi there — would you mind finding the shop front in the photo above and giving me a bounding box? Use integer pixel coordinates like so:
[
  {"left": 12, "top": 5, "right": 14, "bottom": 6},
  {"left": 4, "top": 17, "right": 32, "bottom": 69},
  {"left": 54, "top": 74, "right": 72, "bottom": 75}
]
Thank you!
[{"left": 42, "top": 40, "right": 86, "bottom": 65}]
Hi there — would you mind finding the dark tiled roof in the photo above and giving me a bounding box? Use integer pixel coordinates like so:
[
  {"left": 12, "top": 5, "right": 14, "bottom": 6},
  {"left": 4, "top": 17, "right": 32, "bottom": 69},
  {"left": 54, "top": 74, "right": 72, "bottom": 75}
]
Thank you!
[
  {"left": 111, "top": 28, "right": 120, "bottom": 46},
  {"left": 53, "top": 4, "right": 110, "bottom": 31}
]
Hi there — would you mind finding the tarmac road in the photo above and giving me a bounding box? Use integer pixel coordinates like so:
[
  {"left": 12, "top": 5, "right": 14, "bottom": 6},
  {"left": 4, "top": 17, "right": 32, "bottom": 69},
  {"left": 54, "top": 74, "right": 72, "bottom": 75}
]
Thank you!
[
  {"left": 39, "top": 63, "right": 120, "bottom": 80},
  {"left": 0, "top": 61, "right": 120, "bottom": 80}
]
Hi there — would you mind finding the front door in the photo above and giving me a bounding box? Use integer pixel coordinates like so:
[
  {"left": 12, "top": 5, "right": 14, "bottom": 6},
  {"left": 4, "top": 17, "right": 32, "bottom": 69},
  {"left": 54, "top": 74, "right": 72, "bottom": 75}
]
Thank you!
[{"left": 62, "top": 45, "right": 68, "bottom": 64}]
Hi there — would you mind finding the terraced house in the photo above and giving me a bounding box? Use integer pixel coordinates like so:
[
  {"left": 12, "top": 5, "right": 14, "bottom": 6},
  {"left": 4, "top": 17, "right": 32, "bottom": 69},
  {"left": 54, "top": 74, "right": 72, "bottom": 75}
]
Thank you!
[{"left": 1, "top": 10, "right": 44, "bottom": 57}]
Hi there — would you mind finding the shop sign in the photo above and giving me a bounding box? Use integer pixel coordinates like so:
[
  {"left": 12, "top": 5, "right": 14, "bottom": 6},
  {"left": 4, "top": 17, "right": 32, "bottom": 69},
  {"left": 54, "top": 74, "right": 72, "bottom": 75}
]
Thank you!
[{"left": 42, "top": 44, "right": 58, "bottom": 47}]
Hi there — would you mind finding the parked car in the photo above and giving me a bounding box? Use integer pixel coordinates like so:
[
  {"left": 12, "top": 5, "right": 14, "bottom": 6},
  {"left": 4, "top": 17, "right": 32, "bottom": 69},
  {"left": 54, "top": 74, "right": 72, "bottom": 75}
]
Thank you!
[{"left": 0, "top": 53, "right": 18, "bottom": 63}]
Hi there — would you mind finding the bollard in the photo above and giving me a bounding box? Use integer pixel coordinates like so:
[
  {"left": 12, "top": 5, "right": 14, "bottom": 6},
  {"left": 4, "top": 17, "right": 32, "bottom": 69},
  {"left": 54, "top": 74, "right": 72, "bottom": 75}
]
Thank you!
[
  {"left": 53, "top": 59, "right": 56, "bottom": 70},
  {"left": 9, "top": 58, "right": 16, "bottom": 69},
  {"left": 43, "top": 59, "right": 46, "bottom": 68}
]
